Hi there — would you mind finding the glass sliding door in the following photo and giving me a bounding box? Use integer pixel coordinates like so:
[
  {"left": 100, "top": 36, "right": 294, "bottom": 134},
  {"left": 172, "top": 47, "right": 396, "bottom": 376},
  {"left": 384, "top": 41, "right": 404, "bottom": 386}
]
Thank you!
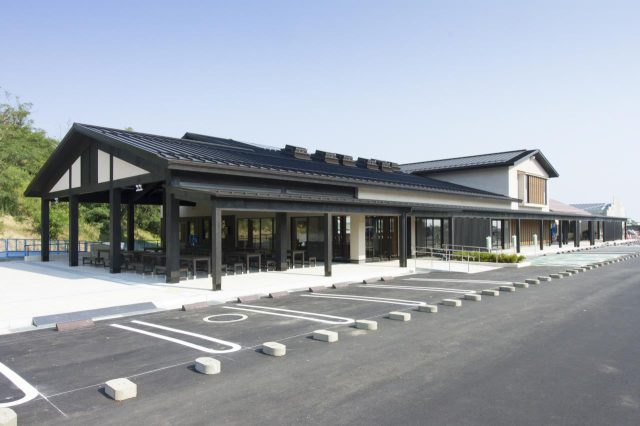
[
  {"left": 365, "top": 216, "right": 398, "bottom": 261},
  {"left": 415, "top": 217, "right": 447, "bottom": 255}
]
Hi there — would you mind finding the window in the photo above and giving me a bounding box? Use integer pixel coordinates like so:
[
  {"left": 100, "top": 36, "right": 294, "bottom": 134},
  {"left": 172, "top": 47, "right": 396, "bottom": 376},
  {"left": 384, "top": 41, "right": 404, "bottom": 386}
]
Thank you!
[
  {"left": 527, "top": 175, "right": 547, "bottom": 205},
  {"left": 236, "top": 217, "right": 274, "bottom": 250}
]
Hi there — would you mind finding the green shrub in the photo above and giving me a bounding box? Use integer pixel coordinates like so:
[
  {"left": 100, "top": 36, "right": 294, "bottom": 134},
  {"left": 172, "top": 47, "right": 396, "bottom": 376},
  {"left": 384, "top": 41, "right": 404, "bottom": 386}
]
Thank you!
[{"left": 451, "top": 251, "right": 525, "bottom": 263}]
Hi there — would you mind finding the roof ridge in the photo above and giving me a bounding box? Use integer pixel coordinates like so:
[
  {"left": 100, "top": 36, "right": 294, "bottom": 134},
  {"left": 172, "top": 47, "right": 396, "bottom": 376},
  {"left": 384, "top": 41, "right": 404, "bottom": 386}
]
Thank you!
[{"left": 401, "top": 149, "right": 530, "bottom": 167}]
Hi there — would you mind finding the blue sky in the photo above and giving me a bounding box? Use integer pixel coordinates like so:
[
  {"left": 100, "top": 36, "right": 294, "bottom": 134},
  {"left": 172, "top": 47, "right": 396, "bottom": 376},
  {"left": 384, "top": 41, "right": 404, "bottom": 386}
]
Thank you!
[{"left": 2, "top": 1, "right": 639, "bottom": 218}]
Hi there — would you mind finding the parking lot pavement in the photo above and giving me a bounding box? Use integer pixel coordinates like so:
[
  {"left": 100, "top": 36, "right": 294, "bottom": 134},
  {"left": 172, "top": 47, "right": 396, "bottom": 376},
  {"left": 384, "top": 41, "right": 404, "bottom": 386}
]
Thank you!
[{"left": 2, "top": 245, "right": 640, "bottom": 424}]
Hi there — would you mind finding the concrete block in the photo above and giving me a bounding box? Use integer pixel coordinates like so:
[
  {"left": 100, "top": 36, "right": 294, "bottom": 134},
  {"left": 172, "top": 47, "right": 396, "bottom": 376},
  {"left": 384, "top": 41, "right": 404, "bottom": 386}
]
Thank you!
[
  {"left": 0, "top": 408, "right": 17, "bottom": 426},
  {"left": 262, "top": 341, "right": 286, "bottom": 356},
  {"left": 418, "top": 304, "right": 438, "bottom": 313},
  {"left": 559, "top": 272, "right": 571, "bottom": 277},
  {"left": 56, "top": 319, "right": 94, "bottom": 332},
  {"left": 104, "top": 378, "right": 137, "bottom": 401},
  {"left": 182, "top": 301, "right": 208, "bottom": 311},
  {"left": 313, "top": 329, "right": 338, "bottom": 342},
  {"left": 499, "top": 285, "right": 516, "bottom": 292},
  {"left": 481, "top": 289, "right": 500, "bottom": 296},
  {"left": 269, "top": 291, "right": 289, "bottom": 299},
  {"left": 442, "top": 299, "right": 462, "bottom": 307},
  {"left": 381, "top": 276, "right": 395, "bottom": 282},
  {"left": 525, "top": 279, "right": 541, "bottom": 285},
  {"left": 355, "top": 319, "right": 378, "bottom": 330},
  {"left": 388, "top": 311, "right": 411, "bottom": 321},
  {"left": 362, "top": 277, "right": 382, "bottom": 284},
  {"left": 537, "top": 276, "right": 552, "bottom": 282},
  {"left": 237, "top": 294, "right": 261, "bottom": 303},
  {"left": 464, "top": 293, "right": 482, "bottom": 301},
  {"left": 195, "top": 357, "right": 221, "bottom": 374},
  {"left": 549, "top": 273, "right": 563, "bottom": 279},
  {"left": 308, "top": 286, "right": 327, "bottom": 293},
  {"left": 513, "top": 282, "right": 529, "bottom": 289}
]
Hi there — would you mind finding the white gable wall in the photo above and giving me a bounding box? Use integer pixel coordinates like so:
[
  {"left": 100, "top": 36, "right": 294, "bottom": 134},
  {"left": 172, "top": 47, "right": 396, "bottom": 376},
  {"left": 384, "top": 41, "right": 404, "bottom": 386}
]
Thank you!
[
  {"left": 113, "top": 157, "right": 149, "bottom": 180},
  {"left": 71, "top": 158, "right": 81, "bottom": 188},
  {"left": 419, "top": 167, "right": 510, "bottom": 198},
  {"left": 50, "top": 170, "right": 70, "bottom": 193},
  {"left": 97, "top": 150, "right": 110, "bottom": 183}
]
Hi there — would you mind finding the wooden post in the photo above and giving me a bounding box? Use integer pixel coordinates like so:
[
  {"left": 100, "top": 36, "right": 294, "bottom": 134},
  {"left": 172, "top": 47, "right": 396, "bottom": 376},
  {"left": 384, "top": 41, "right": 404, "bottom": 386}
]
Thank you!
[
  {"left": 109, "top": 189, "right": 121, "bottom": 273},
  {"left": 516, "top": 219, "right": 521, "bottom": 254},
  {"left": 211, "top": 199, "right": 222, "bottom": 290},
  {"left": 127, "top": 199, "right": 135, "bottom": 251},
  {"left": 41, "top": 198, "right": 50, "bottom": 262},
  {"left": 324, "top": 213, "right": 332, "bottom": 277},
  {"left": 69, "top": 195, "right": 79, "bottom": 267},
  {"left": 399, "top": 212, "right": 408, "bottom": 267},
  {"left": 164, "top": 190, "right": 180, "bottom": 283},
  {"left": 539, "top": 220, "right": 544, "bottom": 250},
  {"left": 274, "top": 212, "right": 288, "bottom": 271}
]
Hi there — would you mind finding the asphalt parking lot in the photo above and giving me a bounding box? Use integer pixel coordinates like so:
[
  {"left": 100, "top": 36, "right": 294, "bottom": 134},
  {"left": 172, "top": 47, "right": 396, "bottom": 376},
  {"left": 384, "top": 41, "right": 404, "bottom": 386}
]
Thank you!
[{"left": 2, "top": 243, "right": 640, "bottom": 425}]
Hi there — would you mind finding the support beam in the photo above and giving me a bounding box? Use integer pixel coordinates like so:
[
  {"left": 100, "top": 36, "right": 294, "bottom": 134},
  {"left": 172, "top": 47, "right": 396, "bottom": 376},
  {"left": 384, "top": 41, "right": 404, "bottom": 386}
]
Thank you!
[
  {"left": 69, "top": 195, "right": 79, "bottom": 267},
  {"left": 324, "top": 213, "right": 332, "bottom": 277},
  {"left": 449, "top": 217, "right": 455, "bottom": 248},
  {"left": 516, "top": 219, "right": 521, "bottom": 254},
  {"left": 574, "top": 220, "right": 580, "bottom": 247},
  {"left": 274, "top": 212, "right": 288, "bottom": 271},
  {"left": 127, "top": 199, "right": 135, "bottom": 251},
  {"left": 558, "top": 221, "right": 563, "bottom": 248},
  {"left": 109, "top": 189, "right": 121, "bottom": 273},
  {"left": 399, "top": 212, "right": 408, "bottom": 268},
  {"left": 349, "top": 214, "right": 366, "bottom": 263},
  {"left": 164, "top": 190, "right": 180, "bottom": 283},
  {"left": 41, "top": 198, "right": 50, "bottom": 262},
  {"left": 211, "top": 199, "right": 222, "bottom": 290},
  {"left": 589, "top": 221, "right": 595, "bottom": 246},
  {"left": 539, "top": 220, "right": 544, "bottom": 250}
]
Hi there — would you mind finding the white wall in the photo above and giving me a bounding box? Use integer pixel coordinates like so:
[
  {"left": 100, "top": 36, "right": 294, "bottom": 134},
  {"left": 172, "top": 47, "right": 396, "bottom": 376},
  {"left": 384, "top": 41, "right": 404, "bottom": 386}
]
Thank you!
[
  {"left": 607, "top": 198, "right": 626, "bottom": 217},
  {"left": 423, "top": 167, "right": 510, "bottom": 198},
  {"left": 97, "top": 150, "right": 110, "bottom": 183}
]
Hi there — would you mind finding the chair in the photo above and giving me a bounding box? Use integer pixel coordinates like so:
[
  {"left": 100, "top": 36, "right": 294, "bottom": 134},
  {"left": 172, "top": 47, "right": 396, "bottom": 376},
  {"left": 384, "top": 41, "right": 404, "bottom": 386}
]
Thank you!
[
  {"left": 233, "top": 263, "right": 245, "bottom": 274},
  {"left": 306, "top": 257, "right": 317, "bottom": 267}
]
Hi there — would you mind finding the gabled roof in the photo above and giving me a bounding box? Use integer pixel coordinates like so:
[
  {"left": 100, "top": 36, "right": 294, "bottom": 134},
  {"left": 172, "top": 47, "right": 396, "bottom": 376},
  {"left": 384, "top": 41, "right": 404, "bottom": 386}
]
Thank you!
[
  {"left": 400, "top": 149, "right": 560, "bottom": 178},
  {"left": 26, "top": 124, "right": 513, "bottom": 201},
  {"left": 550, "top": 199, "right": 592, "bottom": 216},
  {"left": 570, "top": 203, "right": 610, "bottom": 215}
]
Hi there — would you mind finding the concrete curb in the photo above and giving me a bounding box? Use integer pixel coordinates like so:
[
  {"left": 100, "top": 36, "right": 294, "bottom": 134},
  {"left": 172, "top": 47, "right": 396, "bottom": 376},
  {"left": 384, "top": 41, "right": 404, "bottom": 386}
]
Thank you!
[
  {"left": 308, "top": 286, "right": 328, "bottom": 293},
  {"left": 499, "top": 285, "right": 516, "bottom": 292},
  {"left": 537, "top": 276, "right": 552, "bottom": 282},
  {"left": 195, "top": 357, "right": 221, "bottom": 374},
  {"left": 481, "top": 289, "right": 500, "bottom": 296},
  {"left": 0, "top": 408, "right": 17, "bottom": 426},
  {"left": 418, "top": 304, "right": 438, "bottom": 313},
  {"left": 442, "top": 299, "right": 462, "bottom": 307},
  {"left": 388, "top": 311, "right": 411, "bottom": 321},
  {"left": 525, "top": 279, "right": 541, "bottom": 285},
  {"left": 269, "top": 291, "right": 289, "bottom": 299},
  {"left": 182, "top": 301, "right": 209, "bottom": 311},
  {"left": 464, "top": 294, "right": 482, "bottom": 301},
  {"left": 549, "top": 273, "right": 562, "bottom": 279},
  {"left": 332, "top": 282, "right": 353, "bottom": 289},
  {"left": 513, "top": 282, "right": 529, "bottom": 289},
  {"left": 237, "top": 294, "right": 262, "bottom": 303},
  {"left": 362, "top": 277, "right": 382, "bottom": 284},
  {"left": 105, "top": 378, "right": 137, "bottom": 401},
  {"left": 262, "top": 342, "right": 286, "bottom": 356},
  {"left": 56, "top": 319, "right": 94, "bottom": 332},
  {"left": 313, "top": 329, "right": 338, "bottom": 342},
  {"left": 355, "top": 319, "right": 378, "bottom": 330}
]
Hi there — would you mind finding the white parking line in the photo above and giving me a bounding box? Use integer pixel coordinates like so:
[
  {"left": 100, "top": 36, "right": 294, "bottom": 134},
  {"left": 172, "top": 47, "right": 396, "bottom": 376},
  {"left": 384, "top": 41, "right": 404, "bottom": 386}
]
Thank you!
[
  {"left": 110, "top": 320, "right": 242, "bottom": 354},
  {"left": 223, "top": 305, "right": 354, "bottom": 325},
  {"left": 359, "top": 284, "right": 476, "bottom": 294},
  {"left": 404, "top": 278, "right": 512, "bottom": 285},
  {"left": 0, "top": 361, "right": 39, "bottom": 408},
  {"left": 301, "top": 293, "right": 426, "bottom": 307}
]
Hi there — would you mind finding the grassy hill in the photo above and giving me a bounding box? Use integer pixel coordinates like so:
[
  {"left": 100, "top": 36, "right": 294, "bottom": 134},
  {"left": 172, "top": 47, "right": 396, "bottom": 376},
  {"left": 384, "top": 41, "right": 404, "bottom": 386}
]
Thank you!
[{"left": 0, "top": 91, "right": 160, "bottom": 243}]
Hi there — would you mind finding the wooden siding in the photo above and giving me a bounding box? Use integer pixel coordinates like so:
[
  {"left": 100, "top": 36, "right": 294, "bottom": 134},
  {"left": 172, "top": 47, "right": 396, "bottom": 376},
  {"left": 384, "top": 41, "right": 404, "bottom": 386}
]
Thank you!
[
  {"left": 513, "top": 219, "right": 552, "bottom": 246},
  {"left": 527, "top": 175, "right": 546, "bottom": 205}
]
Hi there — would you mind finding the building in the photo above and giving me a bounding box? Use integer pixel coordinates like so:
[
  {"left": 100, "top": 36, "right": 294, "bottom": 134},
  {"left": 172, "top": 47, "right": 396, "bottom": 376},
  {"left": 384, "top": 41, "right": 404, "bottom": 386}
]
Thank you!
[
  {"left": 25, "top": 125, "right": 627, "bottom": 290},
  {"left": 571, "top": 199, "right": 626, "bottom": 218}
]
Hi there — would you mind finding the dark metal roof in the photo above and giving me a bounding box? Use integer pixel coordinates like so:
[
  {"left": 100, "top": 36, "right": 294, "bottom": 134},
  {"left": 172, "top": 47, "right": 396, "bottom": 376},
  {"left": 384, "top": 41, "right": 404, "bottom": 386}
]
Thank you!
[
  {"left": 570, "top": 203, "right": 610, "bottom": 215},
  {"left": 74, "top": 124, "right": 512, "bottom": 200},
  {"left": 400, "top": 149, "right": 560, "bottom": 178}
]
